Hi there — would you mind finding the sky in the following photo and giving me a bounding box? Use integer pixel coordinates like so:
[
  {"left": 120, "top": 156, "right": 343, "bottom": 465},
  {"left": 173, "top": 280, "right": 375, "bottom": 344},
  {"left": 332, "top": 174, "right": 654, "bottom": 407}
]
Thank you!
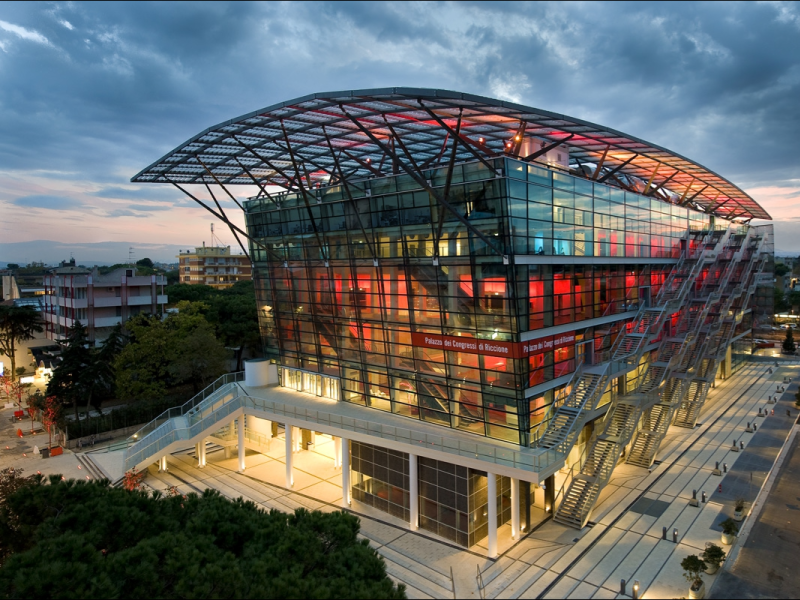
[{"left": 1, "top": 1, "right": 799, "bottom": 258}]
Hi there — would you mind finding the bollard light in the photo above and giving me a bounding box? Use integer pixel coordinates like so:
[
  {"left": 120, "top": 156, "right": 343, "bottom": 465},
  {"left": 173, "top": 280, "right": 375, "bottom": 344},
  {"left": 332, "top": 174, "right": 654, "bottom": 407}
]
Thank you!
[
  {"left": 662, "top": 526, "right": 667, "bottom": 540},
  {"left": 724, "top": 463, "right": 728, "bottom": 473},
  {"left": 754, "top": 423, "right": 758, "bottom": 432},
  {"left": 740, "top": 441, "right": 744, "bottom": 449},
  {"left": 673, "top": 528, "right": 678, "bottom": 543},
  {"left": 632, "top": 580, "right": 640, "bottom": 600},
  {"left": 620, "top": 579, "right": 626, "bottom": 596},
  {"left": 702, "top": 491, "right": 707, "bottom": 503}
]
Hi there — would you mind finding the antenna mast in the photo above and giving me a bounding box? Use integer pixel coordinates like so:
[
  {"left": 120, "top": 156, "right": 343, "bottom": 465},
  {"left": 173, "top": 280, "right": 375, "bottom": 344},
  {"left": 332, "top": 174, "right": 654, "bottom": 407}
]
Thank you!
[{"left": 210, "top": 222, "right": 225, "bottom": 247}]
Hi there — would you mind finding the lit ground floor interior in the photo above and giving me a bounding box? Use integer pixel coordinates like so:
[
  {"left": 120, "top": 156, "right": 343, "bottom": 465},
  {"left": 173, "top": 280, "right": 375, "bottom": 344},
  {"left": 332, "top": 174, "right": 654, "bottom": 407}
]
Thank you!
[{"left": 132, "top": 361, "right": 799, "bottom": 599}]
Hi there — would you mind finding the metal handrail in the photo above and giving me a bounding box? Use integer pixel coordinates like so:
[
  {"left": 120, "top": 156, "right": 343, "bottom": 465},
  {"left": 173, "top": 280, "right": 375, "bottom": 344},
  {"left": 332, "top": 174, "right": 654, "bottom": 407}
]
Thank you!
[
  {"left": 125, "top": 372, "right": 244, "bottom": 448},
  {"left": 476, "top": 565, "right": 486, "bottom": 600},
  {"left": 124, "top": 384, "right": 569, "bottom": 473}
]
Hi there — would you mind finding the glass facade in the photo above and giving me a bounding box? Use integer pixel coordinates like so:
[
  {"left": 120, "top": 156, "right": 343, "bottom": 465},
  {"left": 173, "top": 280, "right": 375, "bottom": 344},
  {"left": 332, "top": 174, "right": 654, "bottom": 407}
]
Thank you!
[
  {"left": 350, "top": 441, "right": 531, "bottom": 548},
  {"left": 350, "top": 441, "right": 410, "bottom": 521},
  {"left": 246, "top": 157, "right": 729, "bottom": 446}
]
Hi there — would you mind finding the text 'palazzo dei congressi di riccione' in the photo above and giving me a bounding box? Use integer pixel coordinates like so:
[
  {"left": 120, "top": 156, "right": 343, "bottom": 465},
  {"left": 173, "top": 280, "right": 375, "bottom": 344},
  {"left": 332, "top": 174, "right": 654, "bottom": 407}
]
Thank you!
[{"left": 130, "top": 89, "right": 773, "bottom": 553}]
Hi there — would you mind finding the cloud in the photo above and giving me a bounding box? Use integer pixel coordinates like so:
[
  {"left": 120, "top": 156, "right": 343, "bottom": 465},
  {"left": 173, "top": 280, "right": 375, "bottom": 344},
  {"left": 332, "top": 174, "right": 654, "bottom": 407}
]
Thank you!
[
  {"left": 105, "top": 209, "right": 150, "bottom": 218},
  {"left": 0, "top": 2, "right": 798, "bottom": 249},
  {"left": 0, "top": 19, "right": 52, "bottom": 46},
  {"left": 10, "top": 194, "right": 83, "bottom": 210},
  {"left": 90, "top": 185, "right": 181, "bottom": 201}
]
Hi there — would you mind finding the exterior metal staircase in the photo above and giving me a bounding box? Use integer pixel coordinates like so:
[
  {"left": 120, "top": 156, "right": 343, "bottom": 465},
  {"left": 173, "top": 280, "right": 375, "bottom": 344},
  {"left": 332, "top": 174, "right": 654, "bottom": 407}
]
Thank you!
[
  {"left": 551, "top": 224, "right": 772, "bottom": 529},
  {"left": 626, "top": 226, "right": 767, "bottom": 464},
  {"left": 672, "top": 232, "right": 770, "bottom": 428},
  {"left": 550, "top": 230, "right": 717, "bottom": 528}
]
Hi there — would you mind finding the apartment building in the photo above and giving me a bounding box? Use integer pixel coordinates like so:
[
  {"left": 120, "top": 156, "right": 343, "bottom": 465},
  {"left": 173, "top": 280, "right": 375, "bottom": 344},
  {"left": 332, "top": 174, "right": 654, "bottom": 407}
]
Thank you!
[
  {"left": 42, "top": 265, "right": 168, "bottom": 343},
  {"left": 177, "top": 244, "right": 252, "bottom": 288}
]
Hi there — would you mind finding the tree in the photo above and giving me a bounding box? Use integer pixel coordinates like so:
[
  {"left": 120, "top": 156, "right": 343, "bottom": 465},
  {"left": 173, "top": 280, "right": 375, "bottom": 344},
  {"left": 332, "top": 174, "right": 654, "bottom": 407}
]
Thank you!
[
  {"left": 681, "top": 554, "right": 706, "bottom": 590},
  {"left": 701, "top": 543, "right": 726, "bottom": 571},
  {"left": 165, "top": 282, "right": 262, "bottom": 369},
  {"left": 0, "top": 376, "right": 30, "bottom": 413},
  {"left": 5, "top": 264, "right": 19, "bottom": 270},
  {"left": 783, "top": 327, "right": 796, "bottom": 354},
  {"left": 46, "top": 321, "right": 122, "bottom": 417},
  {"left": 169, "top": 321, "right": 227, "bottom": 393},
  {"left": 775, "top": 288, "right": 789, "bottom": 313},
  {"left": 136, "top": 258, "right": 154, "bottom": 269},
  {"left": 114, "top": 304, "right": 228, "bottom": 401},
  {"left": 46, "top": 321, "right": 92, "bottom": 419},
  {"left": 122, "top": 467, "right": 145, "bottom": 492},
  {"left": 774, "top": 263, "right": 790, "bottom": 277},
  {"left": 29, "top": 393, "right": 62, "bottom": 450},
  {"left": 0, "top": 306, "right": 43, "bottom": 382},
  {"left": 0, "top": 480, "right": 405, "bottom": 599},
  {"left": 114, "top": 314, "right": 171, "bottom": 402}
]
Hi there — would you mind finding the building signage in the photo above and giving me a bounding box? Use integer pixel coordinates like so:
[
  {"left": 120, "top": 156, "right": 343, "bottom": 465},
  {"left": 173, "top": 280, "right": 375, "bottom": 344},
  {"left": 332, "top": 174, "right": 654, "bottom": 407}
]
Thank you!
[{"left": 411, "top": 331, "right": 574, "bottom": 359}]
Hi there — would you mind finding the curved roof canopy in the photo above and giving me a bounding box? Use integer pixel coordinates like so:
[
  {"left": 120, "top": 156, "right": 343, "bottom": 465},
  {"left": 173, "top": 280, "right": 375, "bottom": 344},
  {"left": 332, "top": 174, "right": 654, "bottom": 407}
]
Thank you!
[{"left": 133, "top": 87, "right": 769, "bottom": 221}]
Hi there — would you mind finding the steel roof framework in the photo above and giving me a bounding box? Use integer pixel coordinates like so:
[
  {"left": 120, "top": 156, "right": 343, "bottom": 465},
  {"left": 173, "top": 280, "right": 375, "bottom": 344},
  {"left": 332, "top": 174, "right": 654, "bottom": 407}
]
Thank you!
[{"left": 132, "top": 88, "right": 770, "bottom": 221}]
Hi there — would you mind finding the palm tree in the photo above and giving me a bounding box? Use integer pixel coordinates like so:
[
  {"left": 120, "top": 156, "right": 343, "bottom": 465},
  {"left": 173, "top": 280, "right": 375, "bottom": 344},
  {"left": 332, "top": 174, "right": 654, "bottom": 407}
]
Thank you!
[{"left": 0, "top": 306, "right": 43, "bottom": 381}]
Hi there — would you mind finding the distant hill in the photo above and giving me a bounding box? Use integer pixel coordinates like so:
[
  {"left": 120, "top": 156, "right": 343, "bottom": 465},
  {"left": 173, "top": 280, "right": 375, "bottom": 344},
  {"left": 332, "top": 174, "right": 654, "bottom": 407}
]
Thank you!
[{"left": 0, "top": 241, "right": 193, "bottom": 266}]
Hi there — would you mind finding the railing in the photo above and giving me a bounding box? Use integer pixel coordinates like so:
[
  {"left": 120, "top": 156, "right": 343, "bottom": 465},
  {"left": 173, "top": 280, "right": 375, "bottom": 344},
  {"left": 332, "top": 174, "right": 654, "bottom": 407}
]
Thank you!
[
  {"left": 125, "top": 372, "right": 244, "bottom": 449},
  {"left": 124, "top": 384, "right": 566, "bottom": 473},
  {"left": 476, "top": 565, "right": 486, "bottom": 600}
]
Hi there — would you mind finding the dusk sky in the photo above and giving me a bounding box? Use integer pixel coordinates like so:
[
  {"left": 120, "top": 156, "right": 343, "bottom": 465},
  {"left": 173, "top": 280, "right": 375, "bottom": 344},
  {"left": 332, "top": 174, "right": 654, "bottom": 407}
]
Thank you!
[{"left": 1, "top": 1, "right": 799, "bottom": 259}]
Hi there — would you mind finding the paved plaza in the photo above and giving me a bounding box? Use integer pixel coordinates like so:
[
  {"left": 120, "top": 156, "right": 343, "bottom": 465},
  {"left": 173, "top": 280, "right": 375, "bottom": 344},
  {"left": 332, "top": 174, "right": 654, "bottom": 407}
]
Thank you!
[
  {"left": 0, "top": 361, "right": 792, "bottom": 598},
  {"left": 110, "top": 361, "right": 796, "bottom": 599}
]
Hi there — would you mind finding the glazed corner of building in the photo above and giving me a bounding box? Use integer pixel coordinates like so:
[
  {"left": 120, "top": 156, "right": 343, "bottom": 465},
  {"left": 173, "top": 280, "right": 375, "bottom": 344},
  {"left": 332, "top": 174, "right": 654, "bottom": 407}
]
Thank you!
[{"left": 243, "top": 155, "right": 774, "bottom": 451}]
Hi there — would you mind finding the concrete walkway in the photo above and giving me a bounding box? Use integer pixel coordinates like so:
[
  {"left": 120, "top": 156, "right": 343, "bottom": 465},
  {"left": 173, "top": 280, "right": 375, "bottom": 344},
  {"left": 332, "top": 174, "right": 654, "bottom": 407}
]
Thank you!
[
  {"left": 130, "top": 361, "right": 798, "bottom": 598},
  {"left": 710, "top": 423, "right": 800, "bottom": 598}
]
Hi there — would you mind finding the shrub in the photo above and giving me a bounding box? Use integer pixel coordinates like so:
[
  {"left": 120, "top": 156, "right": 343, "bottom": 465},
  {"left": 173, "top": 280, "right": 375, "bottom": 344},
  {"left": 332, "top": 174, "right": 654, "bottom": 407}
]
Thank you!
[
  {"left": 720, "top": 517, "right": 739, "bottom": 536},
  {"left": 701, "top": 543, "right": 726, "bottom": 570},
  {"left": 681, "top": 554, "right": 706, "bottom": 588}
]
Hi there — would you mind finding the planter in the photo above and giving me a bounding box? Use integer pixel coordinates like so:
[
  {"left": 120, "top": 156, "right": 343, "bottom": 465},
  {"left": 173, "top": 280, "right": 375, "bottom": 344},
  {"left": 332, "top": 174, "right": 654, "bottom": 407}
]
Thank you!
[
  {"left": 733, "top": 509, "right": 744, "bottom": 521},
  {"left": 705, "top": 564, "right": 719, "bottom": 575},
  {"left": 50, "top": 446, "right": 63, "bottom": 457},
  {"left": 721, "top": 532, "right": 736, "bottom": 545},
  {"left": 689, "top": 580, "right": 706, "bottom": 599}
]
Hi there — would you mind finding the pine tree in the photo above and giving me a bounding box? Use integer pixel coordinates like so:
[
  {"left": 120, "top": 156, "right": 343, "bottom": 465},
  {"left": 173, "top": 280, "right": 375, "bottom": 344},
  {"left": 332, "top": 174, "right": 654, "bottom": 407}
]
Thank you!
[{"left": 783, "top": 327, "right": 796, "bottom": 354}]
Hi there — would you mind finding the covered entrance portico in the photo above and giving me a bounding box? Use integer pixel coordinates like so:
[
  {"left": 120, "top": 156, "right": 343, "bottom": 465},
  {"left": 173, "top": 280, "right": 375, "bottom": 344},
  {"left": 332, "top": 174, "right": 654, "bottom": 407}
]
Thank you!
[{"left": 148, "top": 403, "right": 550, "bottom": 557}]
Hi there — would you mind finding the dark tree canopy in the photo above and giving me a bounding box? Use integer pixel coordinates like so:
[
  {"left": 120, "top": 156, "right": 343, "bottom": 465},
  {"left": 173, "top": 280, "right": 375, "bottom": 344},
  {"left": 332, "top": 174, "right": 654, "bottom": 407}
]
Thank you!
[
  {"left": 0, "top": 474, "right": 405, "bottom": 599},
  {"left": 0, "top": 305, "right": 43, "bottom": 381},
  {"left": 135, "top": 258, "right": 154, "bottom": 269},
  {"left": 783, "top": 327, "right": 796, "bottom": 354},
  {"left": 165, "top": 282, "right": 261, "bottom": 358}
]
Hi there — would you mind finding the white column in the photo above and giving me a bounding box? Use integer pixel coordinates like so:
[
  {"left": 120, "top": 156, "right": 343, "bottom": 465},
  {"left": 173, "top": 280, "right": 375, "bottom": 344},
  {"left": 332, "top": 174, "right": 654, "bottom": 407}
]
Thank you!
[
  {"left": 285, "top": 424, "right": 293, "bottom": 488},
  {"left": 238, "top": 417, "right": 246, "bottom": 472},
  {"left": 511, "top": 478, "right": 520, "bottom": 540},
  {"left": 195, "top": 443, "right": 201, "bottom": 467},
  {"left": 293, "top": 426, "right": 301, "bottom": 453},
  {"left": 341, "top": 437, "right": 350, "bottom": 507},
  {"left": 487, "top": 473, "right": 498, "bottom": 558},
  {"left": 334, "top": 436, "right": 342, "bottom": 469},
  {"left": 159, "top": 456, "right": 168, "bottom": 472},
  {"left": 200, "top": 438, "right": 207, "bottom": 467},
  {"left": 409, "top": 454, "right": 419, "bottom": 531}
]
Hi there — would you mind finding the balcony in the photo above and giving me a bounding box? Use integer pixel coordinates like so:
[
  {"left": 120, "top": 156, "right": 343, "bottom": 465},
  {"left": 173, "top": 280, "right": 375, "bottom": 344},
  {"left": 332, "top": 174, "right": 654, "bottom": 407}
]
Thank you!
[
  {"left": 95, "top": 316, "right": 122, "bottom": 328},
  {"left": 94, "top": 297, "right": 121, "bottom": 308},
  {"left": 128, "top": 296, "right": 155, "bottom": 306},
  {"left": 57, "top": 297, "right": 88, "bottom": 309}
]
